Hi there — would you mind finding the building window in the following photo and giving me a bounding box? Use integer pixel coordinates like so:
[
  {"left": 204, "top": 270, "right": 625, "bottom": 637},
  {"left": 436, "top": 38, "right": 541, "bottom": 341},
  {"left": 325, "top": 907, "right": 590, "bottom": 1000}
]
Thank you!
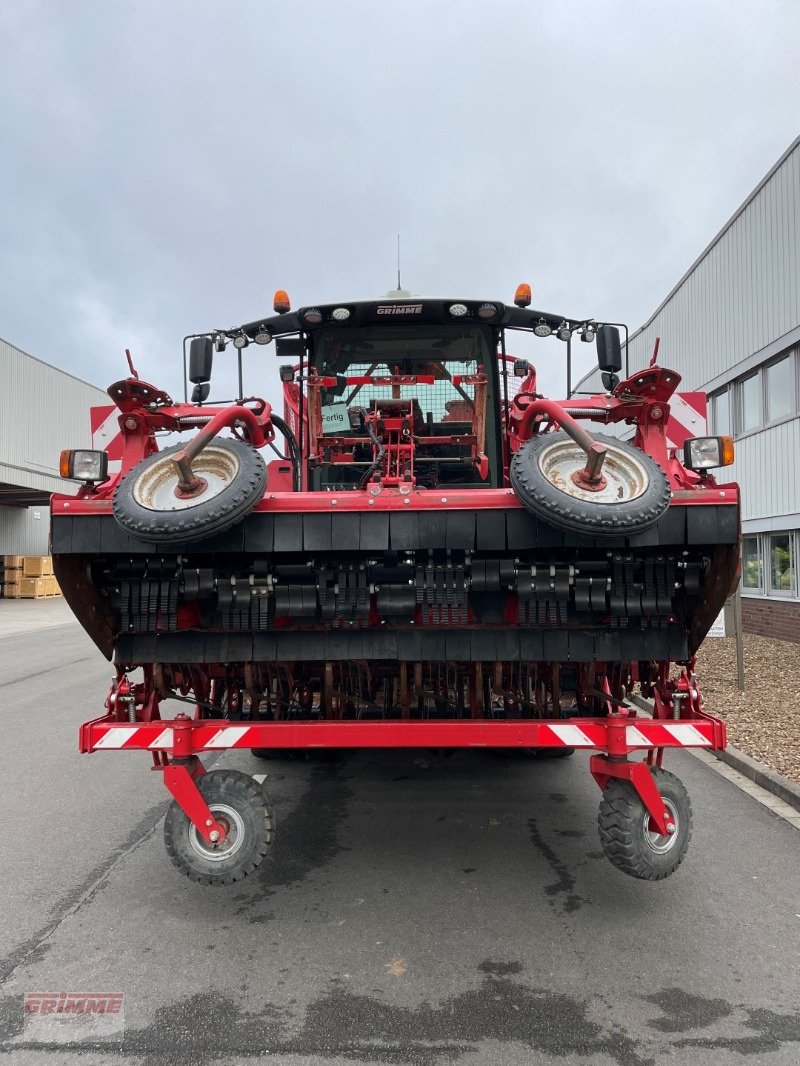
[
  {"left": 742, "top": 531, "right": 799, "bottom": 600},
  {"left": 768, "top": 533, "right": 795, "bottom": 596},
  {"left": 709, "top": 388, "right": 731, "bottom": 437},
  {"left": 742, "top": 535, "right": 762, "bottom": 592},
  {"left": 738, "top": 373, "right": 761, "bottom": 434},
  {"left": 765, "top": 355, "right": 794, "bottom": 424}
]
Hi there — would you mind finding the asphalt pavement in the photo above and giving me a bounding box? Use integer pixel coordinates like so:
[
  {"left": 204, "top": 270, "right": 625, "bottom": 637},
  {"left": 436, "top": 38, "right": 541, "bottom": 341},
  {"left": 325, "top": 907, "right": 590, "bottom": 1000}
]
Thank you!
[{"left": 1, "top": 604, "right": 799, "bottom": 1065}]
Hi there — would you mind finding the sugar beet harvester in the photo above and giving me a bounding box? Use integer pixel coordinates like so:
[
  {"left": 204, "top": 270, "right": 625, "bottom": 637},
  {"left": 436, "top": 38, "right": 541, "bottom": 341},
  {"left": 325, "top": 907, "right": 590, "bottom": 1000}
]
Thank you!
[{"left": 54, "top": 288, "right": 739, "bottom": 886}]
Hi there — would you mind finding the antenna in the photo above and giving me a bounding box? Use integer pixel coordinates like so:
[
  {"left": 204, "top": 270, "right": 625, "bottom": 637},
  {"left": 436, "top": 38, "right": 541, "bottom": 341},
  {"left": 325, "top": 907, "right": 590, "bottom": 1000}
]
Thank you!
[{"left": 397, "top": 234, "right": 401, "bottom": 291}]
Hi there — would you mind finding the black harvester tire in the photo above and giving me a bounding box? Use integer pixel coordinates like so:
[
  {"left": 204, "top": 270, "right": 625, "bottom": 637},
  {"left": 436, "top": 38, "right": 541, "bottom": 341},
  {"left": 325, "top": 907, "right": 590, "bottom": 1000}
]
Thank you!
[
  {"left": 510, "top": 431, "right": 670, "bottom": 536},
  {"left": 597, "top": 766, "right": 692, "bottom": 881},
  {"left": 164, "top": 769, "right": 275, "bottom": 886},
  {"left": 113, "top": 438, "right": 266, "bottom": 546}
]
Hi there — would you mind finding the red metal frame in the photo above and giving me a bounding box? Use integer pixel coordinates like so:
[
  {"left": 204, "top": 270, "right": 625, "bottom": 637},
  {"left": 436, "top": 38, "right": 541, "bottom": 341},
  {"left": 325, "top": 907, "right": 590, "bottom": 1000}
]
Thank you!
[{"left": 80, "top": 710, "right": 726, "bottom": 756}]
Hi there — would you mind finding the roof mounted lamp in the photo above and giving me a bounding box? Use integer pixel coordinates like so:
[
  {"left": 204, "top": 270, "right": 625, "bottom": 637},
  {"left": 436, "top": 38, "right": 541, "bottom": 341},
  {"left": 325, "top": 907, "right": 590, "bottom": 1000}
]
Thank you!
[
  {"left": 254, "top": 326, "right": 273, "bottom": 345},
  {"left": 273, "top": 290, "right": 291, "bottom": 314},
  {"left": 514, "top": 283, "right": 532, "bottom": 308}
]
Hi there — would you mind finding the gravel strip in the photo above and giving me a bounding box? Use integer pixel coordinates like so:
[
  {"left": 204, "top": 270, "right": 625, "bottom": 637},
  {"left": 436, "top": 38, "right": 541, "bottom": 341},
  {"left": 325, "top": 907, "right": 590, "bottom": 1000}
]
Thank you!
[{"left": 695, "top": 634, "right": 800, "bottom": 786}]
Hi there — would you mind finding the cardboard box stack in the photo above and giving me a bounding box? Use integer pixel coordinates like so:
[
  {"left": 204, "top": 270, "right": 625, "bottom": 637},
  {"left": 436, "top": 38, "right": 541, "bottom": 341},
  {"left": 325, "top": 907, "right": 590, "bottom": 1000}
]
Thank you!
[
  {"left": 3, "top": 557, "right": 61, "bottom": 598},
  {"left": 3, "top": 555, "right": 24, "bottom": 598}
]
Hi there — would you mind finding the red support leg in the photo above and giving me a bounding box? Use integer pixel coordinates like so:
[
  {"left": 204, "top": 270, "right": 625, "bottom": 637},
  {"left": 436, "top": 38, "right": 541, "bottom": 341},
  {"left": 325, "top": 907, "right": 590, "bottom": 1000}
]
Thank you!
[
  {"left": 590, "top": 755, "right": 675, "bottom": 837},
  {"left": 163, "top": 762, "right": 226, "bottom": 845}
]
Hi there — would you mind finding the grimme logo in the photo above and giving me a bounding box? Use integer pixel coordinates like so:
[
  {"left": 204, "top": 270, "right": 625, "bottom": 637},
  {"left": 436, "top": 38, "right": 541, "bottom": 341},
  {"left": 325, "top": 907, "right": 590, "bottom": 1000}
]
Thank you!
[
  {"left": 24, "top": 992, "right": 125, "bottom": 1043},
  {"left": 376, "top": 304, "right": 423, "bottom": 315}
]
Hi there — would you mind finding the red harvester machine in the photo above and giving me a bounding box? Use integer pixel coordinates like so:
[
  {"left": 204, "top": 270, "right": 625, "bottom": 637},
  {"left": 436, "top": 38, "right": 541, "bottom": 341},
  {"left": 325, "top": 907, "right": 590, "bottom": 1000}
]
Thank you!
[{"left": 54, "top": 286, "right": 739, "bottom": 885}]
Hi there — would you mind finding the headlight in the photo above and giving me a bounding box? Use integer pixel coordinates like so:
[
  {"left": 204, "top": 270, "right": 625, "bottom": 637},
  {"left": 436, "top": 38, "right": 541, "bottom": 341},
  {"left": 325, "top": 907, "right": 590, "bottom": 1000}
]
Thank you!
[
  {"left": 59, "top": 449, "right": 109, "bottom": 483},
  {"left": 682, "top": 436, "right": 734, "bottom": 470}
]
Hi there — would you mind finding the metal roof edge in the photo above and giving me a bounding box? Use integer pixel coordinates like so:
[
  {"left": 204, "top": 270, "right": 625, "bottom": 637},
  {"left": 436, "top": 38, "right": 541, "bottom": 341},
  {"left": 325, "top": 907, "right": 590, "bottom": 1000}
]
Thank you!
[
  {"left": 0, "top": 334, "right": 107, "bottom": 396},
  {"left": 573, "top": 136, "right": 800, "bottom": 395}
]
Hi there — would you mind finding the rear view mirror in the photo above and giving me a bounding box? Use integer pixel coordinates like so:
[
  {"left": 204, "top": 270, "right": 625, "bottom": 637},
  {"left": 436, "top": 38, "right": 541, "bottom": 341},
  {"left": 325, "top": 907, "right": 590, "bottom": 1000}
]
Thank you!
[
  {"left": 189, "top": 337, "right": 213, "bottom": 383},
  {"left": 596, "top": 325, "right": 622, "bottom": 374},
  {"left": 191, "top": 382, "right": 211, "bottom": 403}
]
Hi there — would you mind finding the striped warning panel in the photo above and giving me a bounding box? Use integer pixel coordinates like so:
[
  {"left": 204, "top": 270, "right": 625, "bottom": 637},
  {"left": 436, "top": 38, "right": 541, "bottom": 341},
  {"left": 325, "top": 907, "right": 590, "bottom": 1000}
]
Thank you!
[
  {"left": 665, "top": 392, "right": 707, "bottom": 452},
  {"left": 85, "top": 717, "right": 717, "bottom": 752}
]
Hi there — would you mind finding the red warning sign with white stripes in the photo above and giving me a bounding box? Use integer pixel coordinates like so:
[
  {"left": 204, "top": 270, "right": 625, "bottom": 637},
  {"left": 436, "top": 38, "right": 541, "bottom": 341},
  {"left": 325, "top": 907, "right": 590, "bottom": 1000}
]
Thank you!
[
  {"left": 91, "top": 406, "right": 124, "bottom": 476},
  {"left": 665, "top": 392, "right": 707, "bottom": 452}
]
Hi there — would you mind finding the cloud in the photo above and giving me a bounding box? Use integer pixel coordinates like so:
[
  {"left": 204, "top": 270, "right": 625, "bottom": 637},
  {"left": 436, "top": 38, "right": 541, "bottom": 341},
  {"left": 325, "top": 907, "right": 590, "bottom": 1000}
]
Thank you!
[{"left": 0, "top": 0, "right": 798, "bottom": 404}]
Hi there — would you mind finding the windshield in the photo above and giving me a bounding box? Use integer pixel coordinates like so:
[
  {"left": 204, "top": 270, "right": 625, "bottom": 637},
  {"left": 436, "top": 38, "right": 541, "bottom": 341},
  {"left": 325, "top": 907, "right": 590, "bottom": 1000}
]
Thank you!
[
  {"left": 308, "top": 324, "right": 500, "bottom": 489},
  {"left": 314, "top": 324, "right": 493, "bottom": 422}
]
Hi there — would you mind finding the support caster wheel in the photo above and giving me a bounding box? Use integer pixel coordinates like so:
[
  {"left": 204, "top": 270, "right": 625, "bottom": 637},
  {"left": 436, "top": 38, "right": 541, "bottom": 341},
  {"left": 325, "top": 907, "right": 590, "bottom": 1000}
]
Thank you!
[
  {"left": 164, "top": 769, "right": 275, "bottom": 886},
  {"left": 598, "top": 766, "right": 692, "bottom": 880}
]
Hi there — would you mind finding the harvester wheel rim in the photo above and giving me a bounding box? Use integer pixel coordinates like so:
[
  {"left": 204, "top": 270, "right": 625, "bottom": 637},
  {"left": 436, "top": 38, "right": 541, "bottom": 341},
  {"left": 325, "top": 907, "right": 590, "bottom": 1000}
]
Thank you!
[
  {"left": 536, "top": 438, "right": 649, "bottom": 505},
  {"left": 132, "top": 445, "right": 240, "bottom": 512}
]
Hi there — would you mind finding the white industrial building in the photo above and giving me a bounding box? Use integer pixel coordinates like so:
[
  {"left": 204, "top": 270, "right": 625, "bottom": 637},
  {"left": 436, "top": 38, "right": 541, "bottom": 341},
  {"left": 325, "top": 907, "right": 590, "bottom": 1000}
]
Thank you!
[
  {"left": 0, "top": 337, "right": 106, "bottom": 556},
  {"left": 578, "top": 136, "right": 800, "bottom": 640}
]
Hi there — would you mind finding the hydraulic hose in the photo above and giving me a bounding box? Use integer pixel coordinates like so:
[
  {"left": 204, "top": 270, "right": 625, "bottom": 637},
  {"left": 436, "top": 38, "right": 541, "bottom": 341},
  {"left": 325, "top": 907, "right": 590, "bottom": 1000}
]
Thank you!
[
  {"left": 271, "top": 413, "right": 302, "bottom": 492},
  {"left": 359, "top": 418, "right": 386, "bottom": 488}
]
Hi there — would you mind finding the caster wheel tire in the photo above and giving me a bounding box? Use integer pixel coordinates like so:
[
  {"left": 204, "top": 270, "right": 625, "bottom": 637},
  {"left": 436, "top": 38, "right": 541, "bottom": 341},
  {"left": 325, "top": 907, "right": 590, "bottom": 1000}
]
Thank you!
[
  {"left": 598, "top": 766, "right": 692, "bottom": 881},
  {"left": 113, "top": 438, "right": 266, "bottom": 546},
  {"left": 164, "top": 769, "right": 275, "bottom": 886},
  {"left": 510, "top": 431, "right": 670, "bottom": 536}
]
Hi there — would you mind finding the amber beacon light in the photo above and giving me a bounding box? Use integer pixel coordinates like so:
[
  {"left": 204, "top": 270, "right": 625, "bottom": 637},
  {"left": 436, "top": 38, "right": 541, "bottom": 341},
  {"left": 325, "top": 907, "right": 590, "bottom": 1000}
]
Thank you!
[{"left": 514, "top": 283, "right": 532, "bottom": 308}]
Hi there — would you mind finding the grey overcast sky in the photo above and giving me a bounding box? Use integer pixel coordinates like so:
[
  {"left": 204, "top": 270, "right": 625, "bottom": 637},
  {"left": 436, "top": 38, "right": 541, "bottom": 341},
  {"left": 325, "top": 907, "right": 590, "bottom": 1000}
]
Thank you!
[{"left": 1, "top": 0, "right": 799, "bottom": 404}]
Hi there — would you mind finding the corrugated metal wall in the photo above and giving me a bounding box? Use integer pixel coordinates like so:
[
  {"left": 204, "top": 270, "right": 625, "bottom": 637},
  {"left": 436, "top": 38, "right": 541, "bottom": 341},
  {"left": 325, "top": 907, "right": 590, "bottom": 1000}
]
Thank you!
[
  {"left": 0, "top": 504, "right": 49, "bottom": 555},
  {"left": 0, "top": 337, "right": 107, "bottom": 495},
  {"left": 576, "top": 139, "right": 800, "bottom": 530},
  {"left": 578, "top": 138, "right": 800, "bottom": 396},
  {"left": 728, "top": 419, "right": 800, "bottom": 523},
  {"left": 626, "top": 140, "right": 799, "bottom": 386}
]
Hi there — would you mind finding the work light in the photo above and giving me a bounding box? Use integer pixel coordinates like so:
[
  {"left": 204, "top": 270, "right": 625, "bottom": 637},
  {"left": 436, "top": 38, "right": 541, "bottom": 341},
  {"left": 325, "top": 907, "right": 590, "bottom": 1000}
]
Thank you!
[
  {"left": 682, "top": 436, "right": 735, "bottom": 470},
  {"left": 59, "top": 450, "right": 109, "bottom": 483}
]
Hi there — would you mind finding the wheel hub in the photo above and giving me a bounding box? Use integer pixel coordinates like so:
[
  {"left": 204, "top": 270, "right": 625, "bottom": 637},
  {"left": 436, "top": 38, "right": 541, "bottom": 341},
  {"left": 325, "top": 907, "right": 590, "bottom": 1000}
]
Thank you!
[
  {"left": 644, "top": 798, "right": 679, "bottom": 853},
  {"left": 188, "top": 803, "right": 245, "bottom": 862}
]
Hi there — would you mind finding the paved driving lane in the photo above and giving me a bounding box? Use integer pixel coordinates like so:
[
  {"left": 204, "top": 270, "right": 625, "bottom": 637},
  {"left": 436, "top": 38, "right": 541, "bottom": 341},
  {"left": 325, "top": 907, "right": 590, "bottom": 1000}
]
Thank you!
[{"left": 1, "top": 613, "right": 799, "bottom": 1064}]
